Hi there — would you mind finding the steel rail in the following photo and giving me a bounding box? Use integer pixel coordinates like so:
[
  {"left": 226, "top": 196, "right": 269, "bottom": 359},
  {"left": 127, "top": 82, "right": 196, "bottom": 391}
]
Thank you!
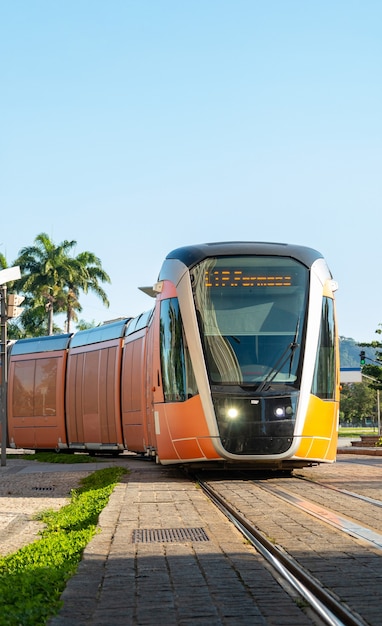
[
  {"left": 295, "top": 474, "right": 382, "bottom": 508},
  {"left": 256, "top": 482, "right": 382, "bottom": 551},
  {"left": 198, "top": 478, "right": 366, "bottom": 626}
]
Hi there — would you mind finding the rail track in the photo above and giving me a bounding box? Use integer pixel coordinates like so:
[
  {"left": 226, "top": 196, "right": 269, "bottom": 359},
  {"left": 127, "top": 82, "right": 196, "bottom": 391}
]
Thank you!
[
  {"left": 254, "top": 479, "right": 382, "bottom": 550},
  {"left": 295, "top": 474, "right": 382, "bottom": 509},
  {"left": 195, "top": 462, "right": 382, "bottom": 626}
]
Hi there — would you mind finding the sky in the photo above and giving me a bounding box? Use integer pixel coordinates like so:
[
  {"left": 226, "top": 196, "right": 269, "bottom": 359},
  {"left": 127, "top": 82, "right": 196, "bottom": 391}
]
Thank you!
[{"left": 1, "top": 1, "right": 381, "bottom": 342}]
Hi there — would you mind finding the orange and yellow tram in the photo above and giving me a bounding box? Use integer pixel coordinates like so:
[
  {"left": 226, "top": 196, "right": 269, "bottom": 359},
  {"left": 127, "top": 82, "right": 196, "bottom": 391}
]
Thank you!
[{"left": 5, "top": 242, "right": 340, "bottom": 470}]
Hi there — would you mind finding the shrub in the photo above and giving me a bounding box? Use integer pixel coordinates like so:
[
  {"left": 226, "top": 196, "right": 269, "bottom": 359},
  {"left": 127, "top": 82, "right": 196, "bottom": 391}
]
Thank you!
[{"left": 0, "top": 466, "right": 126, "bottom": 625}]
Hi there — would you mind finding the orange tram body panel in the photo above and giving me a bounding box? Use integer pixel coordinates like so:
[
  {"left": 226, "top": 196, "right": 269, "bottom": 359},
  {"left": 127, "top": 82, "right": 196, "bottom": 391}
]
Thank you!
[
  {"left": 5, "top": 242, "right": 340, "bottom": 471},
  {"left": 7, "top": 335, "right": 71, "bottom": 450}
]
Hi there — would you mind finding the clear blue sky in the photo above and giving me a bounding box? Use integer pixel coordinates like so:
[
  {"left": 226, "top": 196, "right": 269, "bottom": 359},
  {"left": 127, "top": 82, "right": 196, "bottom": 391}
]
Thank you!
[{"left": 1, "top": 1, "right": 381, "bottom": 341}]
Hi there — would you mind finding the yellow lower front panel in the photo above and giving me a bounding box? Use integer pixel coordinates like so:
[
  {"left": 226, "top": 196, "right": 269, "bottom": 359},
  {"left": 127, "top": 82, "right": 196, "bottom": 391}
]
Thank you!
[{"left": 295, "top": 394, "right": 339, "bottom": 462}]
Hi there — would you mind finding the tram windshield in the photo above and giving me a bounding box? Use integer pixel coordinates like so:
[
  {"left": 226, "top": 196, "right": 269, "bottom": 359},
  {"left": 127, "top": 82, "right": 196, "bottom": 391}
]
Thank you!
[{"left": 191, "top": 256, "right": 308, "bottom": 388}]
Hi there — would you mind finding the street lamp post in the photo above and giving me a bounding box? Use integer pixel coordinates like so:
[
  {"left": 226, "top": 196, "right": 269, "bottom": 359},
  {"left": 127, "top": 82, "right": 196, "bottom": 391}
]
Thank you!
[
  {"left": 0, "top": 266, "right": 21, "bottom": 467},
  {"left": 0, "top": 284, "right": 7, "bottom": 467}
]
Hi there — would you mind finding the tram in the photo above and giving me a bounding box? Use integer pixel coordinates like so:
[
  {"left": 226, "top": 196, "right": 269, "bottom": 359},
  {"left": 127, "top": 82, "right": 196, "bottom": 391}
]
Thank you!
[{"left": 4, "top": 242, "right": 340, "bottom": 469}]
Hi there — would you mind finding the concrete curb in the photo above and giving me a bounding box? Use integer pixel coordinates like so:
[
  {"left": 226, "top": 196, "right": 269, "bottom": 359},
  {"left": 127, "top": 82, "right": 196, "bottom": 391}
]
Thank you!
[{"left": 337, "top": 446, "right": 382, "bottom": 456}]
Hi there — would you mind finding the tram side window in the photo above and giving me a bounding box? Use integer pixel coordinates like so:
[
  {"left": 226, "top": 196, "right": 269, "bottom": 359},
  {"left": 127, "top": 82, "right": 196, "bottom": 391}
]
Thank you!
[
  {"left": 311, "top": 297, "right": 336, "bottom": 400},
  {"left": 160, "top": 298, "right": 198, "bottom": 402}
]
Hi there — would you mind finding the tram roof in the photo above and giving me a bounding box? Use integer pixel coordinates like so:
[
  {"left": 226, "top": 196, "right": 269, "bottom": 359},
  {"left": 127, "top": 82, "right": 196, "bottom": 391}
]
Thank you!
[
  {"left": 165, "top": 242, "right": 323, "bottom": 269},
  {"left": 69, "top": 318, "right": 131, "bottom": 348},
  {"left": 10, "top": 334, "right": 72, "bottom": 355}
]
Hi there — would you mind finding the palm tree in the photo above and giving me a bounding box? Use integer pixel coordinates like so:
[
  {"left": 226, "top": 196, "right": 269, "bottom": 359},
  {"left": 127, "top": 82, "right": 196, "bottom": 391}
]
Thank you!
[
  {"left": 62, "top": 251, "right": 110, "bottom": 332},
  {"left": 16, "top": 233, "right": 111, "bottom": 335},
  {"left": 0, "top": 253, "right": 7, "bottom": 270}
]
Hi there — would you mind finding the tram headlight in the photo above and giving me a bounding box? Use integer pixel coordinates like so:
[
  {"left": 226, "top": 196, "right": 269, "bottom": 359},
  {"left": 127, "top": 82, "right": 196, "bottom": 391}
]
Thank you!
[
  {"left": 274, "top": 405, "right": 293, "bottom": 418},
  {"left": 227, "top": 407, "right": 239, "bottom": 419}
]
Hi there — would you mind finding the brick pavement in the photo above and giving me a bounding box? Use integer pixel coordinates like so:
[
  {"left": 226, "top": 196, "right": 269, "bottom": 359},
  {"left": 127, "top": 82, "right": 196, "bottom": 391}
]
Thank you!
[
  {"left": 0, "top": 459, "right": 93, "bottom": 556},
  {"left": 3, "top": 446, "right": 381, "bottom": 625},
  {"left": 48, "top": 458, "right": 314, "bottom": 626}
]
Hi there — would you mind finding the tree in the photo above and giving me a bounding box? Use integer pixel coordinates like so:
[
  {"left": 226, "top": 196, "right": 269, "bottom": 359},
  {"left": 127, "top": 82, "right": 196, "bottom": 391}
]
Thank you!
[
  {"left": 359, "top": 324, "right": 382, "bottom": 392},
  {"left": 61, "top": 250, "right": 110, "bottom": 332},
  {"left": 340, "top": 382, "right": 377, "bottom": 425},
  {"left": 0, "top": 253, "right": 7, "bottom": 270},
  {"left": 8, "top": 304, "right": 63, "bottom": 339},
  {"left": 15, "top": 233, "right": 111, "bottom": 335},
  {"left": 76, "top": 318, "right": 98, "bottom": 331}
]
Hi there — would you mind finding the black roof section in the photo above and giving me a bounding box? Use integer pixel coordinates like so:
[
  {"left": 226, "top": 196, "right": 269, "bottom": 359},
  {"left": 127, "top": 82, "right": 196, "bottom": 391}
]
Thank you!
[{"left": 165, "top": 242, "right": 323, "bottom": 269}]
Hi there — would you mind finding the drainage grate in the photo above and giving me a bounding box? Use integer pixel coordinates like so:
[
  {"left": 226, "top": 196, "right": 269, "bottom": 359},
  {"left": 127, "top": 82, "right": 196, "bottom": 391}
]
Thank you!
[
  {"left": 32, "top": 486, "right": 55, "bottom": 492},
  {"left": 132, "top": 527, "right": 209, "bottom": 543}
]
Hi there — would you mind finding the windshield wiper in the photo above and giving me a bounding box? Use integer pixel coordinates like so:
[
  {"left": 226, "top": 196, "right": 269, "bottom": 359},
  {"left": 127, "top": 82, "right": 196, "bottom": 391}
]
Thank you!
[{"left": 256, "top": 319, "right": 300, "bottom": 394}]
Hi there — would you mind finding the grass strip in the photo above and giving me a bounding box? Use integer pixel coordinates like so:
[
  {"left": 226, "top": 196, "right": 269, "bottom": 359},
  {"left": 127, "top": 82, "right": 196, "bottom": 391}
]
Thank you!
[
  {"left": 6, "top": 451, "right": 108, "bottom": 463},
  {"left": 0, "top": 466, "right": 127, "bottom": 626},
  {"left": 338, "top": 427, "right": 378, "bottom": 437}
]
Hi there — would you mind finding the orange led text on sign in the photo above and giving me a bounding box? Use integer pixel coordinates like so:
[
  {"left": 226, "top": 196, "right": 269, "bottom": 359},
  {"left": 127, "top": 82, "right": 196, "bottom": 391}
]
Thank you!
[{"left": 205, "top": 270, "right": 292, "bottom": 288}]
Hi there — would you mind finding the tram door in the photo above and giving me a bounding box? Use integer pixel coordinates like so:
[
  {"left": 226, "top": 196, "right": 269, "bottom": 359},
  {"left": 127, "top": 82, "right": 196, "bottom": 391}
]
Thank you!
[{"left": 121, "top": 329, "right": 149, "bottom": 452}]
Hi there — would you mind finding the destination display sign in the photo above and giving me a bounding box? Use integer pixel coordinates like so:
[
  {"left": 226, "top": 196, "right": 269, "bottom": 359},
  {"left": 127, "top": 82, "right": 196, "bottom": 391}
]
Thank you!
[{"left": 204, "top": 269, "right": 292, "bottom": 288}]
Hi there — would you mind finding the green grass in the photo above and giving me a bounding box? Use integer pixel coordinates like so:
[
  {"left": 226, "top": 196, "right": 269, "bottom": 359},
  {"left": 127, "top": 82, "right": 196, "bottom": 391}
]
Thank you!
[
  {"left": 0, "top": 466, "right": 127, "bottom": 626},
  {"left": 6, "top": 451, "right": 109, "bottom": 463},
  {"left": 338, "top": 427, "right": 378, "bottom": 437}
]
